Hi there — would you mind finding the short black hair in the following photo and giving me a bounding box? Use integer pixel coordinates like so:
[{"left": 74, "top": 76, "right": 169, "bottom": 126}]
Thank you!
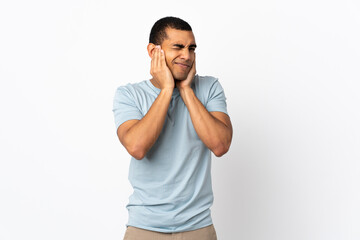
[{"left": 149, "top": 16, "right": 192, "bottom": 45}]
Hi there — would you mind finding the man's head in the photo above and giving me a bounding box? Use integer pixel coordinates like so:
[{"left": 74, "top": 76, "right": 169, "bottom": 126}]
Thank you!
[{"left": 147, "top": 17, "right": 197, "bottom": 81}]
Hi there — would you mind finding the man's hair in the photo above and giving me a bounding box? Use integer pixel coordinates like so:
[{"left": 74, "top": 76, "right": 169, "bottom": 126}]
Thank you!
[{"left": 149, "top": 16, "right": 192, "bottom": 45}]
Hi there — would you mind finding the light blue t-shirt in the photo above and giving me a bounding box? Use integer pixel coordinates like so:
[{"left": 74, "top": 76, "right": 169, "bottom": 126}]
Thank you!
[{"left": 112, "top": 75, "right": 228, "bottom": 233}]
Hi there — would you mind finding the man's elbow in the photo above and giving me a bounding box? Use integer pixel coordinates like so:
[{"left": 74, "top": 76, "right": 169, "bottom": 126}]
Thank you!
[
  {"left": 212, "top": 143, "right": 230, "bottom": 157},
  {"left": 131, "top": 152, "right": 146, "bottom": 160},
  {"left": 126, "top": 144, "right": 146, "bottom": 160}
]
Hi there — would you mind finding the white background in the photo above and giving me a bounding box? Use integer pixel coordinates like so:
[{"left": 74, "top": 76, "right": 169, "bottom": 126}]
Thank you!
[{"left": 1, "top": 0, "right": 359, "bottom": 239}]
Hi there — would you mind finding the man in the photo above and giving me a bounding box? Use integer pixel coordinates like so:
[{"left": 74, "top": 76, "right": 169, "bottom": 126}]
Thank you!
[{"left": 113, "top": 16, "right": 232, "bottom": 240}]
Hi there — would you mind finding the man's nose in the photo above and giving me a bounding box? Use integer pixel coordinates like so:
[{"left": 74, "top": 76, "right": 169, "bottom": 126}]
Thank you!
[{"left": 180, "top": 49, "right": 190, "bottom": 60}]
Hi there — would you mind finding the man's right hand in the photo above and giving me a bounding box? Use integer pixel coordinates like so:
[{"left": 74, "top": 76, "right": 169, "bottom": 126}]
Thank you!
[{"left": 150, "top": 46, "right": 174, "bottom": 90}]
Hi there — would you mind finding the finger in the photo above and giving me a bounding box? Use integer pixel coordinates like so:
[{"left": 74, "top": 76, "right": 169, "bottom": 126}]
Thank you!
[
  {"left": 151, "top": 51, "right": 157, "bottom": 74},
  {"left": 160, "top": 48, "right": 166, "bottom": 67},
  {"left": 151, "top": 47, "right": 160, "bottom": 75},
  {"left": 189, "top": 59, "right": 195, "bottom": 73},
  {"left": 156, "top": 46, "right": 161, "bottom": 67},
  {"left": 192, "top": 53, "right": 197, "bottom": 73},
  {"left": 152, "top": 46, "right": 157, "bottom": 69}
]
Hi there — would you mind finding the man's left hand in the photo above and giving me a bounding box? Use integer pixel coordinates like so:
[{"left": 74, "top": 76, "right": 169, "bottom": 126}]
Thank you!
[{"left": 176, "top": 58, "right": 196, "bottom": 90}]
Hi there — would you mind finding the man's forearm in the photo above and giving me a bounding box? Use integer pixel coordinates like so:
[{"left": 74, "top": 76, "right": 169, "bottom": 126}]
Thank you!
[
  {"left": 122, "top": 88, "right": 173, "bottom": 159},
  {"left": 179, "top": 87, "right": 232, "bottom": 157}
]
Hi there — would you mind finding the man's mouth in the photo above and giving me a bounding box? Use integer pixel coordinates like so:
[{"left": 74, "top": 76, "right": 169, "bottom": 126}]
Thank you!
[{"left": 175, "top": 62, "right": 190, "bottom": 68}]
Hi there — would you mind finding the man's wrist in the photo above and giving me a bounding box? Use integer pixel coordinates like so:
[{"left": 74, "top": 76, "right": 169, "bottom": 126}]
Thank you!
[
  {"left": 179, "top": 86, "right": 195, "bottom": 105},
  {"left": 160, "top": 87, "right": 174, "bottom": 95},
  {"left": 178, "top": 86, "right": 193, "bottom": 94}
]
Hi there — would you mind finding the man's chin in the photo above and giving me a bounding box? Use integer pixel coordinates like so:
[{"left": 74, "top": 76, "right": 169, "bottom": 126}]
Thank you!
[{"left": 173, "top": 74, "right": 188, "bottom": 81}]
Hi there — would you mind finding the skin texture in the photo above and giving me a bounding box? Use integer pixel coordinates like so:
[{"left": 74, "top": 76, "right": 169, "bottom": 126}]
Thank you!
[{"left": 117, "top": 27, "right": 233, "bottom": 159}]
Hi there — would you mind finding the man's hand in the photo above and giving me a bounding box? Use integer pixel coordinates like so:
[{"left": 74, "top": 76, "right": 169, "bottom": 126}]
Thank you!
[
  {"left": 150, "top": 46, "right": 174, "bottom": 90},
  {"left": 176, "top": 55, "right": 196, "bottom": 90}
]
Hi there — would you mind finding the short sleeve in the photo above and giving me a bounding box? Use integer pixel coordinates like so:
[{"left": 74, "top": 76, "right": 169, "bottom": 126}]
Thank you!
[
  {"left": 205, "top": 79, "right": 228, "bottom": 115},
  {"left": 112, "top": 86, "right": 143, "bottom": 131}
]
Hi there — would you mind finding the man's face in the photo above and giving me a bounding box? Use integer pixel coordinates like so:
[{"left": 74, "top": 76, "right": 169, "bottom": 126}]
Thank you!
[{"left": 160, "top": 28, "right": 196, "bottom": 81}]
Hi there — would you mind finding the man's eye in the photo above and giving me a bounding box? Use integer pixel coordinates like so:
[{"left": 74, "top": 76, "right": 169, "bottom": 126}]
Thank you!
[{"left": 189, "top": 48, "right": 195, "bottom": 51}]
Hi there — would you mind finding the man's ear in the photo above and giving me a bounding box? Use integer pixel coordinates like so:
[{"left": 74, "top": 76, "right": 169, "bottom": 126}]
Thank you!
[{"left": 147, "top": 43, "right": 156, "bottom": 58}]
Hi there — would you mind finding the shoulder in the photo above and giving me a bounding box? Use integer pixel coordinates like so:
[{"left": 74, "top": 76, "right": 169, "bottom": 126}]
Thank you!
[
  {"left": 193, "top": 75, "right": 224, "bottom": 94},
  {"left": 115, "top": 80, "right": 147, "bottom": 94},
  {"left": 194, "top": 75, "right": 219, "bottom": 87},
  {"left": 114, "top": 80, "right": 150, "bottom": 100}
]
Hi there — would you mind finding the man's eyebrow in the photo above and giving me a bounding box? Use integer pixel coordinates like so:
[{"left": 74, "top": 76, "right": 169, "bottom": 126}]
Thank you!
[
  {"left": 173, "top": 44, "right": 185, "bottom": 48},
  {"left": 173, "top": 43, "right": 197, "bottom": 48}
]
